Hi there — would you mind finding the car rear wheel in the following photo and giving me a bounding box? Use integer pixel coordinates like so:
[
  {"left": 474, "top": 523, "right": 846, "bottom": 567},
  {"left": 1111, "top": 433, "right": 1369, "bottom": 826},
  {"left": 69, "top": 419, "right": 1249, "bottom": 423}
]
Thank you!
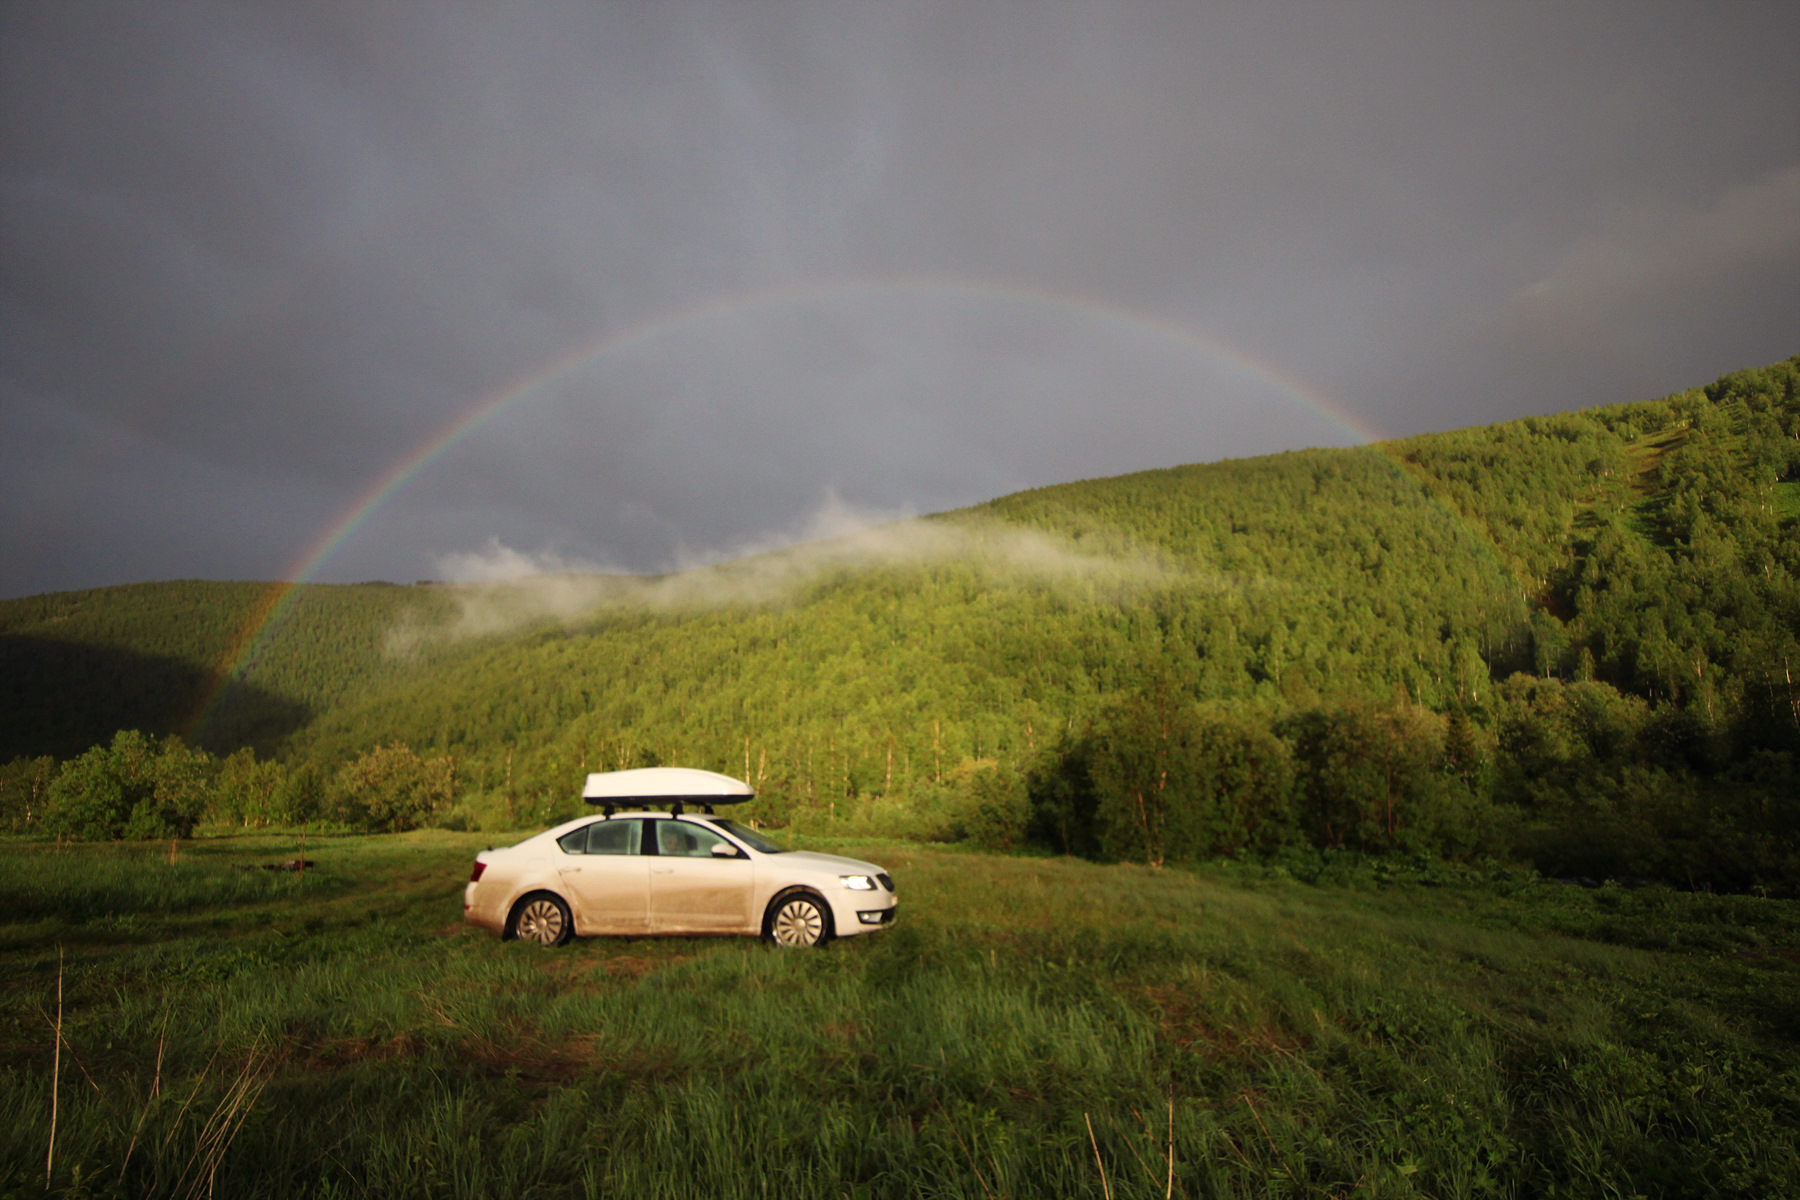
[
  {"left": 767, "top": 893, "right": 830, "bottom": 947},
  {"left": 510, "top": 893, "right": 572, "bottom": 946}
]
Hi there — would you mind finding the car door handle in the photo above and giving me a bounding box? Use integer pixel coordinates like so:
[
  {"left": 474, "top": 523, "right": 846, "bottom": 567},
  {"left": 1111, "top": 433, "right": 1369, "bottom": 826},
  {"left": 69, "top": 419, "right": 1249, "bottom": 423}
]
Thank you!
[
  {"left": 651, "top": 866, "right": 674, "bottom": 874},
  {"left": 559, "top": 866, "right": 581, "bottom": 874}
]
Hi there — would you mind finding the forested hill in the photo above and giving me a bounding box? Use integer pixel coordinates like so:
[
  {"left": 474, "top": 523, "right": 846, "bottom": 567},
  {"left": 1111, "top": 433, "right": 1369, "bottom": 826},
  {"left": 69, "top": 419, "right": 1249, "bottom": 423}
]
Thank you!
[
  {"left": 0, "top": 580, "right": 460, "bottom": 758},
  {"left": 288, "top": 356, "right": 1798, "bottom": 802},
  {"left": 4, "top": 356, "right": 1797, "bottom": 885}
]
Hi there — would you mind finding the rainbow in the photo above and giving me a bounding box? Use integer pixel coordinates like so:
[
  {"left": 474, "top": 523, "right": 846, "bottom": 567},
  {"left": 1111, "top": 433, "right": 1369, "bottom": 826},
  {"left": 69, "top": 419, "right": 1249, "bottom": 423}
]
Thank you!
[{"left": 186, "top": 274, "right": 1403, "bottom": 739}]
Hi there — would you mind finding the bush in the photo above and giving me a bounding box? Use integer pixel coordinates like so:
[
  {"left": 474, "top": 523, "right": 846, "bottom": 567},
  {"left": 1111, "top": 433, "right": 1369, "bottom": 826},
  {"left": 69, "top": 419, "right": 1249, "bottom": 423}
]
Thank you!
[
  {"left": 1031, "top": 694, "right": 1507, "bottom": 866},
  {"left": 274, "top": 760, "right": 328, "bottom": 826},
  {"left": 954, "top": 763, "right": 1030, "bottom": 850},
  {"left": 1515, "top": 755, "right": 1800, "bottom": 892},
  {"left": 1084, "top": 691, "right": 1200, "bottom": 867},
  {"left": 1493, "top": 674, "right": 1652, "bottom": 799}
]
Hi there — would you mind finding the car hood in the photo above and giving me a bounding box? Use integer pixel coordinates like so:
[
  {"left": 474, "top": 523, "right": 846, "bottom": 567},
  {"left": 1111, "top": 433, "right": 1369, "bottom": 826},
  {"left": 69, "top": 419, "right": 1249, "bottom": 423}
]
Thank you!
[{"left": 776, "top": 850, "right": 887, "bottom": 876}]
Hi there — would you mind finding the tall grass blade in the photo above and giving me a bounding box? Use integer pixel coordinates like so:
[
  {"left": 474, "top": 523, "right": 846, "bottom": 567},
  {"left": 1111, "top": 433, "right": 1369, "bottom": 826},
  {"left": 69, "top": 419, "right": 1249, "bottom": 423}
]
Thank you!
[
  {"left": 45, "top": 945, "right": 61, "bottom": 1189},
  {"left": 1085, "top": 1112, "right": 1110, "bottom": 1200}
]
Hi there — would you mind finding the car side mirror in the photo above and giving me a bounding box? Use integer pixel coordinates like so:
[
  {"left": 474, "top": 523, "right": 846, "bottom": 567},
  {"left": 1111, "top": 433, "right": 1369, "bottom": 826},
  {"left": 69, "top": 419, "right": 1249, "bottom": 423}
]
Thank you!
[{"left": 711, "top": 843, "right": 739, "bottom": 858}]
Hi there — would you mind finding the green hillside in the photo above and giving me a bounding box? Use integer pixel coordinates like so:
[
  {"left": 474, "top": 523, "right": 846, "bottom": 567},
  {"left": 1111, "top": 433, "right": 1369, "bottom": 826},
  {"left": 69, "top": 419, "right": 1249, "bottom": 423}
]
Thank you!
[
  {"left": 295, "top": 446, "right": 1528, "bottom": 799},
  {"left": 5, "top": 357, "right": 1797, "bottom": 888},
  {"left": 298, "top": 360, "right": 1797, "bottom": 789},
  {"left": 0, "top": 579, "right": 459, "bottom": 757}
]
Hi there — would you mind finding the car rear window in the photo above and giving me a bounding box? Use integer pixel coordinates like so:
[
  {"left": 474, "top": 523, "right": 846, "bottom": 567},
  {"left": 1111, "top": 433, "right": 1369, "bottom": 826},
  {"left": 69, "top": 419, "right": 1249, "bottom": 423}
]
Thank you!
[
  {"left": 558, "top": 818, "right": 643, "bottom": 855},
  {"left": 588, "top": 819, "right": 643, "bottom": 855}
]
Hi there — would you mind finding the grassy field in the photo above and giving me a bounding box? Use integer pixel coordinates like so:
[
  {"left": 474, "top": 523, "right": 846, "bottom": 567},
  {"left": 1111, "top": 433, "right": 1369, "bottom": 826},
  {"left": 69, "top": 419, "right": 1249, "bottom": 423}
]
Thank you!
[{"left": 2, "top": 835, "right": 1798, "bottom": 1198}]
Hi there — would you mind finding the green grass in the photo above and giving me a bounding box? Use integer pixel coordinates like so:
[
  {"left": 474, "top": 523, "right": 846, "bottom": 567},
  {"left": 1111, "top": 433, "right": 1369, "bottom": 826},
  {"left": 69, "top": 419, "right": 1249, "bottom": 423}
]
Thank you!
[{"left": 2, "top": 835, "right": 1798, "bottom": 1198}]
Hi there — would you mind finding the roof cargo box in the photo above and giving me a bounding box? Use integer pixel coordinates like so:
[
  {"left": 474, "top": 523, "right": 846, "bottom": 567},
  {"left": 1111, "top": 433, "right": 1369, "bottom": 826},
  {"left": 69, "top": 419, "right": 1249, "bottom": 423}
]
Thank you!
[{"left": 581, "top": 766, "right": 753, "bottom": 811}]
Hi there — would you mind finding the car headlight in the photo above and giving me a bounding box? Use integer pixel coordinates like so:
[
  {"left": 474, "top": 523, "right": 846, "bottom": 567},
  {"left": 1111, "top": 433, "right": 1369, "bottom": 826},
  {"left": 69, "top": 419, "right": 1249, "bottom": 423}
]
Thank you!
[{"left": 840, "top": 874, "right": 876, "bottom": 890}]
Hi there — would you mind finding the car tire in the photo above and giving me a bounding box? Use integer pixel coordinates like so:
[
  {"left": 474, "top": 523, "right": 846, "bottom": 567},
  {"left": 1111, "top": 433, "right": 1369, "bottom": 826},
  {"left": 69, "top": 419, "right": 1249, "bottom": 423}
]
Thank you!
[
  {"left": 508, "top": 892, "right": 573, "bottom": 946},
  {"left": 765, "top": 891, "right": 832, "bottom": 948}
]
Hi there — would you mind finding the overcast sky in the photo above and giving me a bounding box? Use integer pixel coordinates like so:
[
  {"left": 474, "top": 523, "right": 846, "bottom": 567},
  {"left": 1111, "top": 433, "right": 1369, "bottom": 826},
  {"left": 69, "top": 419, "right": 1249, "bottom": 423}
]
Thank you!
[{"left": 4, "top": 1, "right": 1797, "bottom": 596}]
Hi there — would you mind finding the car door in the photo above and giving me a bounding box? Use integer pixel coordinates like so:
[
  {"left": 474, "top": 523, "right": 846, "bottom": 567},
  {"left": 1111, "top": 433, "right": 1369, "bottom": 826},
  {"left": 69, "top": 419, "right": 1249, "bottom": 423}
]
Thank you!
[
  {"left": 646, "top": 819, "right": 754, "bottom": 933},
  {"left": 557, "top": 818, "right": 650, "bottom": 934}
]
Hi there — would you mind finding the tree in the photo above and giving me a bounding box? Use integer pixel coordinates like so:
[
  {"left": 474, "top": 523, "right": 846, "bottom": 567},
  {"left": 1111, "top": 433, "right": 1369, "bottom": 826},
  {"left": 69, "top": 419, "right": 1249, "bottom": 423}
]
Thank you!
[
  {"left": 330, "top": 743, "right": 457, "bottom": 832},
  {"left": 214, "top": 748, "right": 288, "bottom": 827},
  {"left": 0, "top": 755, "right": 57, "bottom": 831},
  {"left": 1283, "top": 703, "right": 1445, "bottom": 853},
  {"left": 1086, "top": 689, "right": 1197, "bottom": 868},
  {"left": 42, "top": 731, "right": 211, "bottom": 840}
]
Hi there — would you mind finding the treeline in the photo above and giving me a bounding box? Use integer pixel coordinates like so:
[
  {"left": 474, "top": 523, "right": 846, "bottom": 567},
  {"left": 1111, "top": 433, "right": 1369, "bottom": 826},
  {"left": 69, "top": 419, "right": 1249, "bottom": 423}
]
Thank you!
[
  {"left": 0, "top": 732, "right": 457, "bottom": 840},
  {"left": 12, "top": 656, "right": 1796, "bottom": 891},
  {"left": 1023, "top": 672, "right": 1798, "bottom": 891}
]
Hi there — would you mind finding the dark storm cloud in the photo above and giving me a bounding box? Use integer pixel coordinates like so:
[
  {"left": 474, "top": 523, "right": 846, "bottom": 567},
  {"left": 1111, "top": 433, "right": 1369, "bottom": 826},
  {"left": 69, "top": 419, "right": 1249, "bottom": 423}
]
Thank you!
[{"left": 4, "top": 1, "right": 1797, "bottom": 594}]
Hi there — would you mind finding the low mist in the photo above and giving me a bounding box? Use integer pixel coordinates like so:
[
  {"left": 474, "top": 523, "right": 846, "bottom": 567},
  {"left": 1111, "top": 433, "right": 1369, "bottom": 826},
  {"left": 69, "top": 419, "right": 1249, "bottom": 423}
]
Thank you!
[{"left": 388, "top": 494, "right": 1185, "bottom": 651}]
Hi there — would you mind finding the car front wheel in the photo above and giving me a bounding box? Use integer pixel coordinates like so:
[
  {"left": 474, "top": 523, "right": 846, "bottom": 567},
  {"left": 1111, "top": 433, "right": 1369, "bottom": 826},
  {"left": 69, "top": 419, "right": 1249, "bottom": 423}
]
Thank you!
[
  {"left": 509, "top": 893, "right": 572, "bottom": 946},
  {"left": 767, "top": 893, "right": 831, "bottom": 948}
]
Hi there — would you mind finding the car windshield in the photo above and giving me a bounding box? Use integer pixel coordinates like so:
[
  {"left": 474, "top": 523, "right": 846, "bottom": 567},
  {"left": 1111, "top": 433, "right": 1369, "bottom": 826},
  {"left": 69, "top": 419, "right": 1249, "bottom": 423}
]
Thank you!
[{"left": 708, "top": 818, "right": 787, "bottom": 854}]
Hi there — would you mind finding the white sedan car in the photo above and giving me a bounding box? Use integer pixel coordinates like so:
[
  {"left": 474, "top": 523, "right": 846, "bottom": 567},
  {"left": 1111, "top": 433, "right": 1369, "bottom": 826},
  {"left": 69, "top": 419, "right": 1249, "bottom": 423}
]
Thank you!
[{"left": 462, "top": 767, "right": 897, "bottom": 948}]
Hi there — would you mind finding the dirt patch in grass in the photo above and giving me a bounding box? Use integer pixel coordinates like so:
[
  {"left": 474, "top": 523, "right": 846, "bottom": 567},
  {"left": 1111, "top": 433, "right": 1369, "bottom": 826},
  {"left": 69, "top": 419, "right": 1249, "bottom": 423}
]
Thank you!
[
  {"left": 487, "top": 1034, "right": 688, "bottom": 1086},
  {"left": 533, "top": 952, "right": 697, "bottom": 984},
  {"left": 602, "top": 954, "right": 684, "bottom": 979},
  {"left": 460, "top": 1038, "right": 598, "bottom": 1088},
  {"left": 294, "top": 1029, "right": 688, "bottom": 1089},
  {"left": 300, "top": 1033, "right": 426, "bottom": 1070},
  {"left": 1136, "top": 985, "right": 1307, "bottom": 1062}
]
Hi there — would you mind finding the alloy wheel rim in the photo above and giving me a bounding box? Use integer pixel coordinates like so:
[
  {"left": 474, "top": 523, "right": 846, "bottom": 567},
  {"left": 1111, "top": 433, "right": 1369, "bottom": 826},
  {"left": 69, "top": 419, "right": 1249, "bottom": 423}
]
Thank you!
[
  {"left": 773, "top": 900, "right": 823, "bottom": 946},
  {"left": 518, "top": 900, "right": 564, "bottom": 944}
]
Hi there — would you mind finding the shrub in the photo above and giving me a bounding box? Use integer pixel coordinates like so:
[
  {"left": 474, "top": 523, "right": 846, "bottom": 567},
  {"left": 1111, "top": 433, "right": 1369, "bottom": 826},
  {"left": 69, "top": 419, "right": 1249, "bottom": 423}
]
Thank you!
[
  {"left": 955, "top": 763, "right": 1030, "bottom": 850},
  {"left": 274, "top": 760, "right": 328, "bottom": 826},
  {"left": 1049, "top": 693, "right": 1299, "bottom": 866},
  {"left": 1085, "top": 692, "right": 1196, "bottom": 867}
]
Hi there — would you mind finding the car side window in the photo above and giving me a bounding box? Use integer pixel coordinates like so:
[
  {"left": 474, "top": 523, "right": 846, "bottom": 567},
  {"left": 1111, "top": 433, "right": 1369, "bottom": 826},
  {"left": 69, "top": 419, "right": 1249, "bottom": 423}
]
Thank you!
[
  {"left": 587, "top": 819, "right": 641, "bottom": 856},
  {"left": 557, "top": 819, "right": 643, "bottom": 855},
  {"left": 655, "top": 820, "right": 736, "bottom": 858}
]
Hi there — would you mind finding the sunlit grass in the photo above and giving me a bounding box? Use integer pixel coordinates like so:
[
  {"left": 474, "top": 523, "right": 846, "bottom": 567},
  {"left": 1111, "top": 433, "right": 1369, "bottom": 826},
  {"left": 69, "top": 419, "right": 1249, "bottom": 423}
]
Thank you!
[{"left": 2, "top": 833, "right": 1797, "bottom": 1197}]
